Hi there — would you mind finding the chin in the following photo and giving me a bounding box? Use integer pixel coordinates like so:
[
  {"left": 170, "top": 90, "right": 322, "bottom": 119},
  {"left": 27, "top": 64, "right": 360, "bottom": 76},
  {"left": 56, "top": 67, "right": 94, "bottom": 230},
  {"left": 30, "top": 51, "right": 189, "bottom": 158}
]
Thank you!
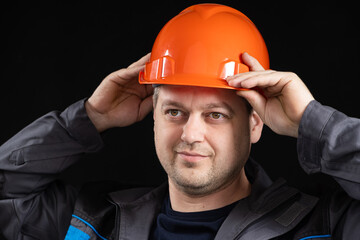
[{"left": 171, "top": 171, "right": 218, "bottom": 196}]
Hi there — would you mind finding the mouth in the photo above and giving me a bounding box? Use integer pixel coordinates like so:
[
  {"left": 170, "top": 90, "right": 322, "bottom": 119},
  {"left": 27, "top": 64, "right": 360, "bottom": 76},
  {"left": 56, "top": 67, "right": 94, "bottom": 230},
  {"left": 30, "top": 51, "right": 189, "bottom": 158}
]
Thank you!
[{"left": 176, "top": 151, "right": 209, "bottom": 163}]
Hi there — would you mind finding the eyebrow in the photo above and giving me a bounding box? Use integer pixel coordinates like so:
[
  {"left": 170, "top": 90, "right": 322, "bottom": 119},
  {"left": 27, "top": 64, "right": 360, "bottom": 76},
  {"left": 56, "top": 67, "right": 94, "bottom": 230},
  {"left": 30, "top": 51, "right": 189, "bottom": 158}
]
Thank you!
[
  {"left": 161, "top": 100, "right": 186, "bottom": 110},
  {"left": 204, "top": 102, "right": 235, "bottom": 115},
  {"left": 161, "top": 100, "right": 235, "bottom": 115}
]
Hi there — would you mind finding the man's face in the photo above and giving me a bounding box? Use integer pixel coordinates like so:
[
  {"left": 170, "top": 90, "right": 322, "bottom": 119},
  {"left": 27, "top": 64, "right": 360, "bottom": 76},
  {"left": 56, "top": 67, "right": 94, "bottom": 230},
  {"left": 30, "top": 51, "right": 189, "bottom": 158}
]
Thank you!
[{"left": 153, "top": 85, "right": 262, "bottom": 196}]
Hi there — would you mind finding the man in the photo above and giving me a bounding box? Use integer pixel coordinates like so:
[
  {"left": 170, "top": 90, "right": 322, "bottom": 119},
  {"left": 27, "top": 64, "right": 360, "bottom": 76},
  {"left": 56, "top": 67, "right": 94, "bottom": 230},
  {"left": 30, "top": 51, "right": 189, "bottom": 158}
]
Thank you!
[{"left": 1, "top": 4, "right": 359, "bottom": 240}]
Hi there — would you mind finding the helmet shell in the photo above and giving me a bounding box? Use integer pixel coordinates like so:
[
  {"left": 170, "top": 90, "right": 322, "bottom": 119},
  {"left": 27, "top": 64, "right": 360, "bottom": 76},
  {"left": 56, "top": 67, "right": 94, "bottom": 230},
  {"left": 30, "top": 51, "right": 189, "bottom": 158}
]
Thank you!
[{"left": 139, "top": 3, "right": 269, "bottom": 90}]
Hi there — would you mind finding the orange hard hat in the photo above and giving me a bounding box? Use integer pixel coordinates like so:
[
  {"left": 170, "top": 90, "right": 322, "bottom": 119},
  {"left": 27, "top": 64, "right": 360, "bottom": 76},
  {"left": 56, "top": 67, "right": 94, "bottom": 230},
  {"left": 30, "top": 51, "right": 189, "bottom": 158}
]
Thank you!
[{"left": 139, "top": 3, "right": 269, "bottom": 90}]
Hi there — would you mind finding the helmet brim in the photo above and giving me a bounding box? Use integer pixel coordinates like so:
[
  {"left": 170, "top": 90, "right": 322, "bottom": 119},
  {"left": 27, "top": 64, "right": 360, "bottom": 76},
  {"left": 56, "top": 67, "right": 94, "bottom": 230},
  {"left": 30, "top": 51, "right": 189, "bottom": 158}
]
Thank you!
[{"left": 139, "top": 71, "right": 248, "bottom": 91}]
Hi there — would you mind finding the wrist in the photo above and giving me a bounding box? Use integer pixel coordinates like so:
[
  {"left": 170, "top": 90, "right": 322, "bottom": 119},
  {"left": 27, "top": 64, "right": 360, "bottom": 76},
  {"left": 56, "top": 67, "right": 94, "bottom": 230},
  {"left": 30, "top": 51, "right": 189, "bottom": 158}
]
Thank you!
[{"left": 85, "top": 100, "right": 109, "bottom": 132}]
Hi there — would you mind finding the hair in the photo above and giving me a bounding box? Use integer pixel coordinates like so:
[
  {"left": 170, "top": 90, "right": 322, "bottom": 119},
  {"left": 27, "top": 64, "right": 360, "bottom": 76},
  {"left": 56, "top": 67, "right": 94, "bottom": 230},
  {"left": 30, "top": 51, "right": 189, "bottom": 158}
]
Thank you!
[
  {"left": 153, "top": 85, "right": 161, "bottom": 107},
  {"left": 152, "top": 85, "right": 252, "bottom": 114}
]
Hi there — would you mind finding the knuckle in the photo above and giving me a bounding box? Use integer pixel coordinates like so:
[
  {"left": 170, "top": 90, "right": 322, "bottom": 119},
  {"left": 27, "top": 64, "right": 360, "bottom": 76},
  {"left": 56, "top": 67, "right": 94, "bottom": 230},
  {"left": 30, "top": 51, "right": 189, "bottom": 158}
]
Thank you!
[{"left": 286, "top": 72, "right": 299, "bottom": 79}]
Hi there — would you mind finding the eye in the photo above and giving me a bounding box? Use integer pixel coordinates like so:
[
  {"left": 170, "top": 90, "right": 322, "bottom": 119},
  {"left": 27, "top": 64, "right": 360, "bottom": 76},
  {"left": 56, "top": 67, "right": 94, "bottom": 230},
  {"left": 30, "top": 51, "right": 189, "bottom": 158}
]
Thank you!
[
  {"left": 209, "top": 112, "right": 224, "bottom": 119},
  {"left": 167, "top": 109, "right": 181, "bottom": 117}
]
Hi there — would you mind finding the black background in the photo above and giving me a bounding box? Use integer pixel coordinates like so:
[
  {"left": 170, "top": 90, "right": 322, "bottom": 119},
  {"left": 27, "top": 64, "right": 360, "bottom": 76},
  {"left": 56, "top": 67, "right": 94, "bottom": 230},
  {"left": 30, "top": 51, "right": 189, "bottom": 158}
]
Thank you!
[{"left": 2, "top": 1, "right": 359, "bottom": 194}]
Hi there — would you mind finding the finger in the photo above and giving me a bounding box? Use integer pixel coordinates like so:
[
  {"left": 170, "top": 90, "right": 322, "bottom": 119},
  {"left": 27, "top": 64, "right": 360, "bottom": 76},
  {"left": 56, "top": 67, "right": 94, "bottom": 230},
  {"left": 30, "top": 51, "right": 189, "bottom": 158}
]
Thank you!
[
  {"left": 239, "top": 71, "right": 284, "bottom": 90},
  {"left": 128, "top": 53, "right": 151, "bottom": 68},
  {"left": 138, "top": 95, "right": 154, "bottom": 121},
  {"left": 236, "top": 89, "right": 266, "bottom": 120},
  {"left": 114, "top": 64, "right": 145, "bottom": 81},
  {"left": 242, "top": 52, "right": 265, "bottom": 71},
  {"left": 228, "top": 70, "right": 272, "bottom": 82},
  {"left": 227, "top": 70, "right": 277, "bottom": 89}
]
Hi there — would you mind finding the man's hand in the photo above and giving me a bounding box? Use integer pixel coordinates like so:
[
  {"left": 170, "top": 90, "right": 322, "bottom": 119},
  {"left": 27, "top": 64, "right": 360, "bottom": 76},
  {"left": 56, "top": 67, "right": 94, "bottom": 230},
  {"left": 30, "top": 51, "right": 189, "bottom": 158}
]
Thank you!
[
  {"left": 86, "top": 53, "right": 153, "bottom": 132},
  {"left": 227, "top": 52, "right": 315, "bottom": 138}
]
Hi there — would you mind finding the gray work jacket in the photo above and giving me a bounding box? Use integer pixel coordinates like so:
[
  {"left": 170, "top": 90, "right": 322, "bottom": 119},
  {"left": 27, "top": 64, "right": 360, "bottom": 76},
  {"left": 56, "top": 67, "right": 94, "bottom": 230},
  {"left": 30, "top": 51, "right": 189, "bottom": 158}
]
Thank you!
[{"left": 0, "top": 99, "right": 359, "bottom": 239}]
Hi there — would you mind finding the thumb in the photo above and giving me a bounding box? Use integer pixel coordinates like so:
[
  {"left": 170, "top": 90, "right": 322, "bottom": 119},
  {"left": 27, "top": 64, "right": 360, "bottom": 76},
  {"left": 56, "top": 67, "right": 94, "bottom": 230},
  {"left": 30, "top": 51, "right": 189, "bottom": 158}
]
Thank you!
[
  {"left": 242, "top": 52, "right": 265, "bottom": 71},
  {"left": 236, "top": 89, "right": 266, "bottom": 121},
  {"left": 137, "top": 95, "right": 154, "bottom": 122}
]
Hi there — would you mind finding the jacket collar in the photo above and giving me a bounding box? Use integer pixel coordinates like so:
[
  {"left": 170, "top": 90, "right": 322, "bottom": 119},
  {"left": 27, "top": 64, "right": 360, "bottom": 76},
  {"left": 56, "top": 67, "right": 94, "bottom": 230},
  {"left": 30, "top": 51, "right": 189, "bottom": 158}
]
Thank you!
[
  {"left": 108, "top": 183, "right": 167, "bottom": 239},
  {"left": 215, "top": 158, "right": 318, "bottom": 239},
  {"left": 109, "top": 158, "right": 318, "bottom": 240}
]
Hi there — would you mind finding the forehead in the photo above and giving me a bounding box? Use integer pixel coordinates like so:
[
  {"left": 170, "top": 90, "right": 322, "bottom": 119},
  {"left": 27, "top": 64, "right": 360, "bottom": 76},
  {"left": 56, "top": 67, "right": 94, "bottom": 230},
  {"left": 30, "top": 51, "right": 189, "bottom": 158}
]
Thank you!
[{"left": 156, "top": 85, "right": 246, "bottom": 111}]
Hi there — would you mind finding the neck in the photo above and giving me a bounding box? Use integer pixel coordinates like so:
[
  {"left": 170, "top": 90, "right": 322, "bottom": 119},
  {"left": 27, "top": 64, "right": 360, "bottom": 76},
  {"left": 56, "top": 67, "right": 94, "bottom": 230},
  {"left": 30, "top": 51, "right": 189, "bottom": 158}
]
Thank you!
[{"left": 168, "top": 168, "right": 251, "bottom": 212}]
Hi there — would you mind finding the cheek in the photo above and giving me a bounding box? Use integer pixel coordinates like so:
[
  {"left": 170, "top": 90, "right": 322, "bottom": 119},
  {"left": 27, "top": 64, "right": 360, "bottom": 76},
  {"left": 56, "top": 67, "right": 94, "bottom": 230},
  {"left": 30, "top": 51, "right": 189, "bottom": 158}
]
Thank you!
[
  {"left": 232, "top": 126, "right": 252, "bottom": 161},
  {"left": 209, "top": 124, "right": 251, "bottom": 162},
  {"left": 211, "top": 134, "right": 236, "bottom": 160},
  {"left": 154, "top": 116, "right": 182, "bottom": 156}
]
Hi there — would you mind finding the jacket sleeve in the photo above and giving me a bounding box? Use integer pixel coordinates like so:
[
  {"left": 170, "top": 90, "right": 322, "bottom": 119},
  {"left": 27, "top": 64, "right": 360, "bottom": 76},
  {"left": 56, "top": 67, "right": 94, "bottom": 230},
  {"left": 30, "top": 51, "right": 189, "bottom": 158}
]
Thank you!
[
  {"left": 298, "top": 100, "right": 360, "bottom": 200},
  {"left": 297, "top": 100, "right": 360, "bottom": 238},
  {"left": 0, "top": 99, "right": 103, "bottom": 239}
]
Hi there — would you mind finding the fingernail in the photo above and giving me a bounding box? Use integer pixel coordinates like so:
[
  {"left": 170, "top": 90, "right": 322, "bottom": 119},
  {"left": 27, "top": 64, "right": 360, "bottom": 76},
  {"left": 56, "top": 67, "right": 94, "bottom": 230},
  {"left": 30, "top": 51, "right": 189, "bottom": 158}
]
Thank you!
[
  {"left": 226, "top": 76, "right": 233, "bottom": 82},
  {"left": 227, "top": 79, "right": 240, "bottom": 88},
  {"left": 226, "top": 77, "right": 234, "bottom": 85}
]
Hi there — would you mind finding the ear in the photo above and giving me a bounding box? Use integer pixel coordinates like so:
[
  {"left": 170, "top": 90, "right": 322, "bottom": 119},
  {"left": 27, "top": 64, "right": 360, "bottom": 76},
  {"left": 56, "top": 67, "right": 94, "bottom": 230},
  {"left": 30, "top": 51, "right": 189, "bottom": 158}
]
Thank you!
[{"left": 249, "top": 111, "right": 263, "bottom": 144}]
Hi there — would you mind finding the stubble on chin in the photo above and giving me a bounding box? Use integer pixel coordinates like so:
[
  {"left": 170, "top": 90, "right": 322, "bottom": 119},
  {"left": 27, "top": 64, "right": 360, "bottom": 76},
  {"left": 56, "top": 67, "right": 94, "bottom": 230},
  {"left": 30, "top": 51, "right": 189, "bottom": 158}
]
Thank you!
[
  {"left": 168, "top": 155, "right": 245, "bottom": 197},
  {"left": 168, "top": 160, "right": 219, "bottom": 196}
]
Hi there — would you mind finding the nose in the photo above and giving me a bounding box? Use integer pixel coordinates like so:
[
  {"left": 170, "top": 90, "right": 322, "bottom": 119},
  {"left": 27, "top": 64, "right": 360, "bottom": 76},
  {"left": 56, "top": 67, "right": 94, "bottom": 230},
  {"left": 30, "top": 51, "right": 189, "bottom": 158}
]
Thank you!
[{"left": 181, "top": 114, "right": 205, "bottom": 144}]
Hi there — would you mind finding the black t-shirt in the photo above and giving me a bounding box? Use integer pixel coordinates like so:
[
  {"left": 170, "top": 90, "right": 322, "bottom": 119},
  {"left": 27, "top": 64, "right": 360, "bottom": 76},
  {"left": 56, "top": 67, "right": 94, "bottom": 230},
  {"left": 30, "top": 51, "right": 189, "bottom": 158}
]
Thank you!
[{"left": 150, "top": 194, "right": 240, "bottom": 240}]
